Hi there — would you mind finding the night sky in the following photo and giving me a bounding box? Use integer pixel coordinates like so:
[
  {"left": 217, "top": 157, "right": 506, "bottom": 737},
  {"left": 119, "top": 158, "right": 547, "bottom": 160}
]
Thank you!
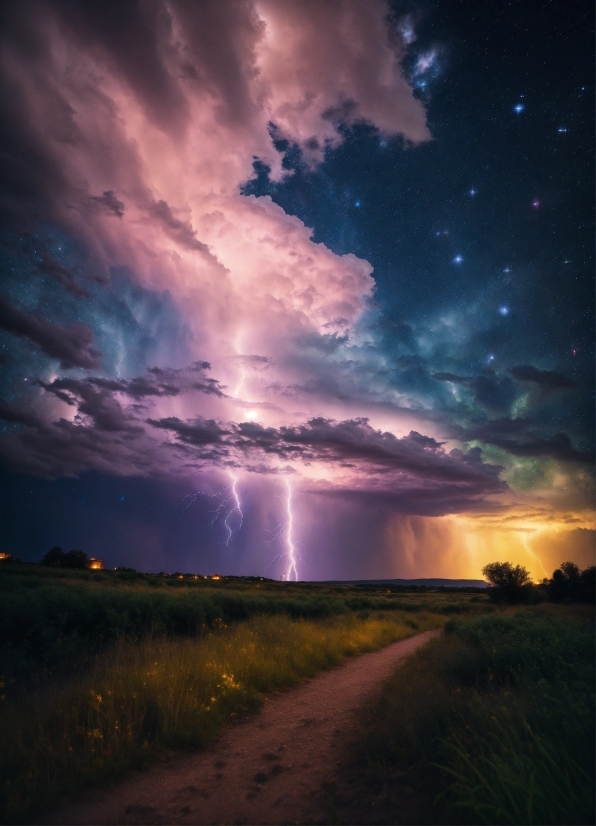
[{"left": 0, "top": 0, "right": 593, "bottom": 580}]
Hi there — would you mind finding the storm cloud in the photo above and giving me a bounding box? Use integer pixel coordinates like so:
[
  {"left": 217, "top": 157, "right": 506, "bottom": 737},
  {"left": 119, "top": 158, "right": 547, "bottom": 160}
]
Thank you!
[
  {"left": 0, "top": 294, "right": 101, "bottom": 369},
  {"left": 0, "top": 1, "right": 591, "bottom": 579},
  {"left": 508, "top": 365, "right": 577, "bottom": 390}
]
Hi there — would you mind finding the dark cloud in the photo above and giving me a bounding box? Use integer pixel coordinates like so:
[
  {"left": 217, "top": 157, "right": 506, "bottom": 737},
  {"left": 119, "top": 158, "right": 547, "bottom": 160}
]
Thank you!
[
  {"left": 151, "top": 414, "right": 506, "bottom": 498},
  {"left": 454, "top": 417, "right": 592, "bottom": 464},
  {"left": 89, "top": 189, "right": 125, "bottom": 217},
  {"left": 39, "top": 362, "right": 226, "bottom": 410},
  {"left": 148, "top": 363, "right": 226, "bottom": 397},
  {"left": 148, "top": 199, "right": 212, "bottom": 254},
  {"left": 38, "top": 253, "right": 89, "bottom": 297},
  {"left": 148, "top": 415, "right": 227, "bottom": 446},
  {"left": 89, "top": 376, "right": 181, "bottom": 398},
  {"left": 0, "top": 397, "right": 45, "bottom": 429},
  {"left": 0, "top": 293, "right": 101, "bottom": 368},
  {"left": 467, "top": 373, "right": 516, "bottom": 414},
  {"left": 508, "top": 365, "right": 577, "bottom": 390},
  {"left": 0, "top": 416, "right": 153, "bottom": 479},
  {"left": 432, "top": 369, "right": 516, "bottom": 414},
  {"left": 431, "top": 371, "right": 469, "bottom": 383},
  {"left": 40, "top": 378, "right": 141, "bottom": 432}
]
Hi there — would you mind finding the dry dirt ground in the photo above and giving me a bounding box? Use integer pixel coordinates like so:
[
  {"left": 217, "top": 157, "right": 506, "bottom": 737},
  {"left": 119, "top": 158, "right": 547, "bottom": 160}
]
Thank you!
[{"left": 43, "top": 630, "right": 440, "bottom": 826}]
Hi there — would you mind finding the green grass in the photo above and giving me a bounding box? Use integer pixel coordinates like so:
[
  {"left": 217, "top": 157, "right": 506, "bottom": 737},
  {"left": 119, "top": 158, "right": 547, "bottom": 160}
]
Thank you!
[
  {"left": 0, "top": 563, "right": 488, "bottom": 692},
  {"left": 350, "top": 607, "right": 595, "bottom": 825},
  {"left": 0, "top": 609, "right": 442, "bottom": 824},
  {"left": 0, "top": 563, "right": 488, "bottom": 822}
]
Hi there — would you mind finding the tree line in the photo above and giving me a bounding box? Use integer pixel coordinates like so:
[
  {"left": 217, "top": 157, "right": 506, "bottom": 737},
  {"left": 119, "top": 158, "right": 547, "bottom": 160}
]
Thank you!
[
  {"left": 39, "top": 546, "right": 90, "bottom": 568},
  {"left": 482, "top": 560, "right": 595, "bottom": 604}
]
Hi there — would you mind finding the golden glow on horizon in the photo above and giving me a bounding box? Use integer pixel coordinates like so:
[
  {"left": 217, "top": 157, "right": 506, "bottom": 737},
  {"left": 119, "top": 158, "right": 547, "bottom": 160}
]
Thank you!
[{"left": 385, "top": 512, "right": 595, "bottom": 582}]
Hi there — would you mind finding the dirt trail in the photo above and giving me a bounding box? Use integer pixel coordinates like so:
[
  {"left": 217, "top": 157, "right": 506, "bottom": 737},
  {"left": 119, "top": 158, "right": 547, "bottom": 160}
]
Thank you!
[{"left": 45, "top": 630, "right": 439, "bottom": 825}]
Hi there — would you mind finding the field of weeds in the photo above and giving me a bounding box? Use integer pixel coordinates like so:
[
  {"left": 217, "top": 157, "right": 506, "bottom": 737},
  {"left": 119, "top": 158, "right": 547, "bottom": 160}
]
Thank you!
[
  {"left": 0, "top": 563, "right": 487, "bottom": 691},
  {"left": 338, "top": 605, "right": 595, "bottom": 825},
  {"left": 0, "top": 564, "right": 476, "bottom": 823}
]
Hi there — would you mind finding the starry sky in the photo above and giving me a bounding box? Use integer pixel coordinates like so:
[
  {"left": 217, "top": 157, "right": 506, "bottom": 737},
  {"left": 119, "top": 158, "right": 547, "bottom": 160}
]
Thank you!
[{"left": 0, "top": 0, "right": 593, "bottom": 579}]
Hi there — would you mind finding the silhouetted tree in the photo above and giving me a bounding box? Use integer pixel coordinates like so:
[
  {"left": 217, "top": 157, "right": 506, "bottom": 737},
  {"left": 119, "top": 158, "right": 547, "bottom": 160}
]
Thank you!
[
  {"left": 40, "top": 547, "right": 88, "bottom": 568},
  {"left": 548, "top": 562, "right": 595, "bottom": 603},
  {"left": 482, "top": 561, "right": 532, "bottom": 603},
  {"left": 64, "top": 549, "right": 88, "bottom": 569},
  {"left": 41, "top": 546, "right": 66, "bottom": 567},
  {"left": 579, "top": 566, "right": 596, "bottom": 603}
]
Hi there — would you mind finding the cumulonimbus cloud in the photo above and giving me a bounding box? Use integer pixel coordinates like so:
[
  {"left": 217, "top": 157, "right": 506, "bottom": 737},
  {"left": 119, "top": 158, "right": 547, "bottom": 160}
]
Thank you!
[{"left": 5, "top": 0, "right": 586, "bottom": 549}]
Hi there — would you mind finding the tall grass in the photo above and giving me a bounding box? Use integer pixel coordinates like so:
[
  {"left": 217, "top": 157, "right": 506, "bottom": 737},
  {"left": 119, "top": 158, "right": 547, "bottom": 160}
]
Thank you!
[
  {"left": 351, "top": 609, "right": 594, "bottom": 825},
  {"left": 0, "top": 565, "right": 486, "bottom": 690},
  {"left": 0, "top": 611, "right": 439, "bottom": 824}
]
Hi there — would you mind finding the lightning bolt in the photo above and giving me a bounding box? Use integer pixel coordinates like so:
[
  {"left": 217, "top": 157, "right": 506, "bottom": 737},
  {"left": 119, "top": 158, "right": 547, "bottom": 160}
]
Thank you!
[
  {"left": 263, "top": 478, "right": 301, "bottom": 580},
  {"left": 519, "top": 531, "right": 547, "bottom": 578},
  {"left": 283, "top": 478, "right": 298, "bottom": 581},
  {"left": 219, "top": 365, "right": 248, "bottom": 545},
  {"left": 223, "top": 472, "right": 243, "bottom": 545},
  {"left": 184, "top": 477, "right": 243, "bottom": 546}
]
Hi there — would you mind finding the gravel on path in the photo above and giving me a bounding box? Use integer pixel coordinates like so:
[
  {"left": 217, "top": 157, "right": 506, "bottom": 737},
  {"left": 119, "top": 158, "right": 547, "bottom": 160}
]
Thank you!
[{"left": 44, "top": 629, "right": 440, "bottom": 825}]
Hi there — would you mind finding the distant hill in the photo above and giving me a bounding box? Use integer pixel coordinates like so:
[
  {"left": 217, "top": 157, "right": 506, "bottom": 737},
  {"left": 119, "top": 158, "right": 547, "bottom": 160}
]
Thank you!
[{"left": 324, "top": 578, "right": 488, "bottom": 589}]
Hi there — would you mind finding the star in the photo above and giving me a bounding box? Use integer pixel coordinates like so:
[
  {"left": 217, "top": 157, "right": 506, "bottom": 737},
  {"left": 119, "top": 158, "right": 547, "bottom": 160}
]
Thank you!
[
  {"left": 354, "top": 200, "right": 361, "bottom": 207},
  {"left": 532, "top": 199, "right": 540, "bottom": 208},
  {"left": 499, "top": 305, "right": 509, "bottom": 316},
  {"left": 469, "top": 188, "right": 477, "bottom": 196},
  {"left": 453, "top": 255, "right": 463, "bottom": 264},
  {"left": 513, "top": 103, "right": 525, "bottom": 113}
]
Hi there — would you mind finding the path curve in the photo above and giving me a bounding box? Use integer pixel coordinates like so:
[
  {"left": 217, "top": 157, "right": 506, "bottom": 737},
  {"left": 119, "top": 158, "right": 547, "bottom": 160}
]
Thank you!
[{"left": 45, "top": 630, "right": 440, "bottom": 825}]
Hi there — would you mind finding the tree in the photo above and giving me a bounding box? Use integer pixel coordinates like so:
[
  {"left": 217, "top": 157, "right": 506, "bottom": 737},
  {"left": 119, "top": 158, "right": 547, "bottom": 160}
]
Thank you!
[
  {"left": 579, "top": 566, "right": 596, "bottom": 603},
  {"left": 548, "top": 562, "right": 595, "bottom": 603},
  {"left": 41, "top": 546, "right": 66, "bottom": 567},
  {"left": 40, "top": 547, "right": 88, "bottom": 568},
  {"left": 482, "top": 561, "right": 532, "bottom": 603},
  {"left": 64, "top": 549, "right": 88, "bottom": 569}
]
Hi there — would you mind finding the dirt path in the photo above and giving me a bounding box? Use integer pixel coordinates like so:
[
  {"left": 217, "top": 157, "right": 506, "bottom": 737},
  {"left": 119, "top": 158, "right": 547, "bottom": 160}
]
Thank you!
[{"left": 45, "top": 630, "right": 439, "bottom": 825}]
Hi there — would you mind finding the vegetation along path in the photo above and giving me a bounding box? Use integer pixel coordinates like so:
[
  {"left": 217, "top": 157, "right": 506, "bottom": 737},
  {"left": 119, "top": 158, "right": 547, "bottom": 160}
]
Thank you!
[{"left": 44, "top": 629, "right": 440, "bottom": 825}]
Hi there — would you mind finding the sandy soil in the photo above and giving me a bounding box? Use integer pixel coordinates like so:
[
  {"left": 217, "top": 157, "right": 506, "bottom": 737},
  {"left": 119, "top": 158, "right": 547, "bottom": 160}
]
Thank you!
[{"left": 43, "top": 629, "right": 440, "bottom": 825}]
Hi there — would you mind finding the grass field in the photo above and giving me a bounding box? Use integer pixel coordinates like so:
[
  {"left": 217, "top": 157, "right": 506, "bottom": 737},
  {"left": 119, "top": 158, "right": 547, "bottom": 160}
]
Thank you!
[
  {"left": 0, "top": 563, "right": 487, "bottom": 693},
  {"left": 344, "top": 605, "right": 595, "bottom": 825},
  {"left": 0, "top": 564, "right": 479, "bottom": 823}
]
